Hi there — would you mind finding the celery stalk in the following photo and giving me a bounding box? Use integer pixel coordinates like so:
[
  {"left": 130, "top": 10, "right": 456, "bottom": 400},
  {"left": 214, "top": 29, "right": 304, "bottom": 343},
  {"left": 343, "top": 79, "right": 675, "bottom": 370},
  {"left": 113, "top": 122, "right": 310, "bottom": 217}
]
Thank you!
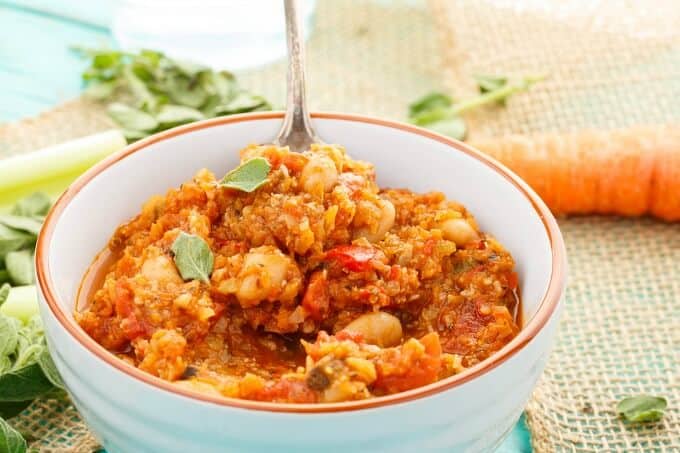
[
  {"left": 0, "top": 285, "right": 39, "bottom": 324},
  {"left": 0, "top": 130, "right": 126, "bottom": 211}
]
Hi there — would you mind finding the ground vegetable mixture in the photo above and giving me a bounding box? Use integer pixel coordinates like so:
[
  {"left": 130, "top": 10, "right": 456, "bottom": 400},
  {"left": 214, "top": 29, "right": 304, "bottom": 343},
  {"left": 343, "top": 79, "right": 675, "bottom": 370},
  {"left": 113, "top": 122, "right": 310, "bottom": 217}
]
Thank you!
[{"left": 77, "top": 144, "right": 519, "bottom": 403}]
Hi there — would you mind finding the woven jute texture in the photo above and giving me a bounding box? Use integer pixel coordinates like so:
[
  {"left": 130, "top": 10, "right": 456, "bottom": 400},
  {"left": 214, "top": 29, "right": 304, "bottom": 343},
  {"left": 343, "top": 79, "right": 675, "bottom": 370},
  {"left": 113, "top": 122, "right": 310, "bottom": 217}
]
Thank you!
[
  {"left": 1, "top": 0, "right": 678, "bottom": 452},
  {"left": 430, "top": 1, "right": 680, "bottom": 451}
]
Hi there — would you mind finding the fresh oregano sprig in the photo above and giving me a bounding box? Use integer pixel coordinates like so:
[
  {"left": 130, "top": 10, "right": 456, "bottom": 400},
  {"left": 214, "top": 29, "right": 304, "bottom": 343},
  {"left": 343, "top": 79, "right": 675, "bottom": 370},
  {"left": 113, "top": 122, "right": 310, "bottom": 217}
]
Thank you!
[
  {"left": 408, "top": 74, "right": 546, "bottom": 140},
  {"left": 72, "top": 47, "right": 273, "bottom": 141}
]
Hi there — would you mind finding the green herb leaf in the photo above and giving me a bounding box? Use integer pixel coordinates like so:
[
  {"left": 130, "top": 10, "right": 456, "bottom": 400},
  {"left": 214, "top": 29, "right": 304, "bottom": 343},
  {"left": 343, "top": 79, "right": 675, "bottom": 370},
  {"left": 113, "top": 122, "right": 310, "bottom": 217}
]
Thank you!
[
  {"left": 173, "top": 59, "right": 209, "bottom": 78},
  {"left": 0, "top": 226, "right": 34, "bottom": 259},
  {"left": 0, "top": 216, "right": 42, "bottom": 237},
  {"left": 215, "top": 93, "right": 270, "bottom": 115},
  {"left": 84, "top": 80, "right": 117, "bottom": 100},
  {"left": 617, "top": 395, "right": 667, "bottom": 423},
  {"left": 5, "top": 252, "right": 34, "bottom": 286},
  {"left": 408, "top": 92, "right": 453, "bottom": 118},
  {"left": 156, "top": 105, "right": 205, "bottom": 127},
  {"left": 219, "top": 157, "right": 271, "bottom": 193},
  {"left": 475, "top": 75, "right": 508, "bottom": 94},
  {"left": 122, "top": 66, "right": 159, "bottom": 111},
  {"left": 0, "top": 417, "right": 27, "bottom": 453},
  {"left": 0, "top": 362, "right": 53, "bottom": 402},
  {"left": 170, "top": 232, "right": 214, "bottom": 283},
  {"left": 11, "top": 193, "right": 51, "bottom": 217},
  {"left": 37, "top": 349, "right": 64, "bottom": 390},
  {"left": 0, "top": 314, "right": 19, "bottom": 358},
  {"left": 122, "top": 129, "right": 149, "bottom": 142},
  {"left": 166, "top": 75, "right": 208, "bottom": 109},
  {"left": 424, "top": 117, "right": 467, "bottom": 141},
  {"left": 107, "top": 103, "right": 159, "bottom": 132},
  {"left": 474, "top": 75, "right": 509, "bottom": 106},
  {"left": 408, "top": 74, "right": 545, "bottom": 140}
]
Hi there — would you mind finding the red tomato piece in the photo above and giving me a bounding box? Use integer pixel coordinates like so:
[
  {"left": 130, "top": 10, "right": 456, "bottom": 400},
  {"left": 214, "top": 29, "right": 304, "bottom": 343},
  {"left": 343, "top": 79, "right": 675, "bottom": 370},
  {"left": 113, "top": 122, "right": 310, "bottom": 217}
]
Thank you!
[{"left": 325, "top": 245, "right": 377, "bottom": 272}]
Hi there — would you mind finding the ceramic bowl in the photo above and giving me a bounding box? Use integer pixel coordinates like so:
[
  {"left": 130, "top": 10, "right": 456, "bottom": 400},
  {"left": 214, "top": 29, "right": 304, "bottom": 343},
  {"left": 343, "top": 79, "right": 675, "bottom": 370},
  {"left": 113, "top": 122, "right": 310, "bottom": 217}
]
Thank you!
[{"left": 36, "top": 112, "right": 566, "bottom": 453}]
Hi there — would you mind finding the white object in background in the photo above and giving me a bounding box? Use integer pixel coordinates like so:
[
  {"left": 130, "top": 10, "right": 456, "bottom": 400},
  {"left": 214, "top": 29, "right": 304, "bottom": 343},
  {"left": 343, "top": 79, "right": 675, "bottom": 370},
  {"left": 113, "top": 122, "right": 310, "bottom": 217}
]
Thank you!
[{"left": 112, "top": 0, "right": 317, "bottom": 70}]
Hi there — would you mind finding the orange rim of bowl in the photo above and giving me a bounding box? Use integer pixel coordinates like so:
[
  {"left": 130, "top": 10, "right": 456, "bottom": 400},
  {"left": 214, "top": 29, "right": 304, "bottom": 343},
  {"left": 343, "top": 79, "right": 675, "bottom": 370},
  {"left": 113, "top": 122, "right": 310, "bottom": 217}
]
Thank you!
[{"left": 36, "top": 111, "right": 566, "bottom": 413}]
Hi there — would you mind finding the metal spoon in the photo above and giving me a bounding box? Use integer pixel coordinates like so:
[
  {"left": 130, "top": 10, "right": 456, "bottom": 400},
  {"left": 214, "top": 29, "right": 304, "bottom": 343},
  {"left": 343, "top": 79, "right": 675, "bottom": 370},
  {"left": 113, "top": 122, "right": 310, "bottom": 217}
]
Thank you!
[{"left": 274, "top": 0, "right": 321, "bottom": 152}]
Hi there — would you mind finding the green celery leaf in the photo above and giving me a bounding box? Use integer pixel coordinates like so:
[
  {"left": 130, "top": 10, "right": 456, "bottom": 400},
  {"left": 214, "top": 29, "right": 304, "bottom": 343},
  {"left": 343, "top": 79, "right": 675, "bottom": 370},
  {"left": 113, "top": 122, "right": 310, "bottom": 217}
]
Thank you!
[
  {"left": 107, "top": 103, "right": 159, "bottom": 132},
  {"left": 617, "top": 395, "right": 667, "bottom": 423},
  {"left": 5, "top": 251, "right": 33, "bottom": 286},
  {"left": 0, "top": 417, "right": 27, "bottom": 453},
  {"left": 170, "top": 232, "right": 214, "bottom": 283},
  {"left": 11, "top": 193, "right": 51, "bottom": 217},
  {"left": 219, "top": 157, "right": 271, "bottom": 193}
]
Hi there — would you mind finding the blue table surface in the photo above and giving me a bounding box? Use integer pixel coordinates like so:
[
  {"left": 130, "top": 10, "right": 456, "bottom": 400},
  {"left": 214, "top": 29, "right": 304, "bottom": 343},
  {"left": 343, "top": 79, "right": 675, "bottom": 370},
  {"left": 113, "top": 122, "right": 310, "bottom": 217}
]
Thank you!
[{"left": 0, "top": 2, "right": 531, "bottom": 451}]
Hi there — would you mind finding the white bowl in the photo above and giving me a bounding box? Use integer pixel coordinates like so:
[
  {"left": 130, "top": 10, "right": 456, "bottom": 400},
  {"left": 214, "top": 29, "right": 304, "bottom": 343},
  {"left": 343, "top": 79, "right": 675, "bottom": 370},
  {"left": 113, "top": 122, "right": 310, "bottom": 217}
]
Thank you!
[{"left": 36, "top": 112, "right": 566, "bottom": 453}]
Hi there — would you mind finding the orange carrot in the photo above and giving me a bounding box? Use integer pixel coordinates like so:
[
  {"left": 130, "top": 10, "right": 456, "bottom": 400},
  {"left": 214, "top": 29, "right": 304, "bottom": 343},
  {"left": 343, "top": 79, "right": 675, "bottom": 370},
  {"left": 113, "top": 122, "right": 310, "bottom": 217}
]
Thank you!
[{"left": 469, "top": 125, "right": 680, "bottom": 221}]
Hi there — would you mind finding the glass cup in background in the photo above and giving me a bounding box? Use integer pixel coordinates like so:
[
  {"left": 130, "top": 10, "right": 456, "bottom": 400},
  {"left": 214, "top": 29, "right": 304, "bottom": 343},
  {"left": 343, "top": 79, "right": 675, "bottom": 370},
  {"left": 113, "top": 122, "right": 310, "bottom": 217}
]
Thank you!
[{"left": 111, "top": 0, "right": 317, "bottom": 70}]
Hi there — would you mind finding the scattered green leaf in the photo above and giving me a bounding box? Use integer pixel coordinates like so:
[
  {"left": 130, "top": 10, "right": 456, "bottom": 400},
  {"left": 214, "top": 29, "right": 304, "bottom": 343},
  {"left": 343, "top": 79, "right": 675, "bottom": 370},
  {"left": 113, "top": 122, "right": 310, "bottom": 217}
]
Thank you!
[
  {"left": 37, "top": 349, "right": 64, "bottom": 390},
  {"left": 424, "top": 117, "right": 467, "bottom": 141},
  {"left": 0, "top": 216, "right": 42, "bottom": 237},
  {"left": 10, "top": 193, "right": 51, "bottom": 218},
  {"left": 219, "top": 157, "right": 271, "bottom": 193},
  {"left": 408, "top": 74, "right": 545, "bottom": 140},
  {"left": 617, "top": 395, "right": 667, "bottom": 423},
  {"left": 156, "top": 105, "right": 205, "bottom": 127},
  {"left": 5, "top": 252, "right": 33, "bottom": 286},
  {"left": 171, "top": 232, "right": 214, "bottom": 283},
  {"left": 107, "top": 103, "right": 159, "bottom": 132},
  {"left": 74, "top": 47, "right": 272, "bottom": 141},
  {"left": 0, "top": 226, "right": 34, "bottom": 259},
  {"left": 408, "top": 92, "right": 452, "bottom": 118}
]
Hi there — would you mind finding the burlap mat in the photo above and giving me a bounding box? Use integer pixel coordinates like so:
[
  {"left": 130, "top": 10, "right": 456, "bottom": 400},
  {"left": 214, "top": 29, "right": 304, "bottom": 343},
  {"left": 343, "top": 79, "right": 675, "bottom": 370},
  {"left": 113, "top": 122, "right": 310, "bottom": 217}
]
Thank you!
[
  {"left": 430, "top": 1, "right": 680, "bottom": 451},
  {"left": 1, "top": 0, "right": 678, "bottom": 451}
]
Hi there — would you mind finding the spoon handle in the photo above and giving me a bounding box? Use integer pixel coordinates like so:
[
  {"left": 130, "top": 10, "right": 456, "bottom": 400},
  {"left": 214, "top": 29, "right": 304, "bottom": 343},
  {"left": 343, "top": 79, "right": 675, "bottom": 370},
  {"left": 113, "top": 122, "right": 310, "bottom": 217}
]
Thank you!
[{"left": 275, "top": 0, "right": 320, "bottom": 151}]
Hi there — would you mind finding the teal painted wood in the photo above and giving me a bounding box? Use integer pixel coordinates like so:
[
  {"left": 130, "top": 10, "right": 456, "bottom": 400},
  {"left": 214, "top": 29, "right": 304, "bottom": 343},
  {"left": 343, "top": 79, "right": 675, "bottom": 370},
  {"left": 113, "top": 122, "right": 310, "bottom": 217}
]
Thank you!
[{"left": 0, "top": 3, "right": 533, "bottom": 451}]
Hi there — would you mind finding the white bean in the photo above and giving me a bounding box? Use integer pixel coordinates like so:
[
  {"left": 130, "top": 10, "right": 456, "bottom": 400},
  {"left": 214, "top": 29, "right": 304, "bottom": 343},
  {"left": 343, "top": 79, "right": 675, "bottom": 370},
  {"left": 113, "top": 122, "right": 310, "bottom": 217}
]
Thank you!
[
  {"left": 300, "top": 155, "right": 338, "bottom": 194},
  {"left": 236, "top": 248, "right": 293, "bottom": 304},
  {"left": 355, "top": 198, "right": 395, "bottom": 242},
  {"left": 344, "top": 311, "right": 403, "bottom": 347},
  {"left": 440, "top": 217, "right": 479, "bottom": 245}
]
